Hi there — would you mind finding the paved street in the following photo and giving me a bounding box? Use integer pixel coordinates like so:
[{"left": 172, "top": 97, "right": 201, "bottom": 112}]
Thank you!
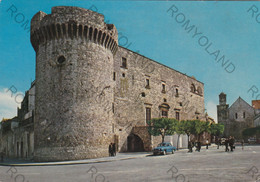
[{"left": 0, "top": 145, "right": 260, "bottom": 182}]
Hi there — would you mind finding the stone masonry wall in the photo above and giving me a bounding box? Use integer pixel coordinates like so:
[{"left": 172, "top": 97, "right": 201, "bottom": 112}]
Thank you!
[
  {"left": 113, "top": 47, "right": 205, "bottom": 152},
  {"left": 31, "top": 6, "right": 118, "bottom": 161},
  {"left": 30, "top": 6, "right": 204, "bottom": 160}
]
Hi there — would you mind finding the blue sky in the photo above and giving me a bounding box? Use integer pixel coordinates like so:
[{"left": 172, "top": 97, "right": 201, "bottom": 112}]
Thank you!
[{"left": 0, "top": 0, "right": 260, "bottom": 121}]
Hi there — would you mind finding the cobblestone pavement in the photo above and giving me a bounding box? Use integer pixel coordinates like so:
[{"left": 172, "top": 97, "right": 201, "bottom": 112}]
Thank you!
[{"left": 0, "top": 145, "right": 259, "bottom": 182}]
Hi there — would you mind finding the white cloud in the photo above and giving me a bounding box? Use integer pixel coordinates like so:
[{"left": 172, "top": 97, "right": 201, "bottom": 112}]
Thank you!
[
  {"left": 206, "top": 101, "right": 218, "bottom": 123},
  {"left": 0, "top": 88, "right": 24, "bottom": 121}
]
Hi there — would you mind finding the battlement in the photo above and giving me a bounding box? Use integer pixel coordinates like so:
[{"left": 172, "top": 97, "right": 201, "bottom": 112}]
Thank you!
[{"left": 30, "top": 6, "right": 118, "bottom": 54}]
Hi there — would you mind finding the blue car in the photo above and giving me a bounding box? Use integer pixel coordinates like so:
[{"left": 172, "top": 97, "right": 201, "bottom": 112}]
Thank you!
[{"left": 152, "top": 142, "right": 177, "bottom": 155}]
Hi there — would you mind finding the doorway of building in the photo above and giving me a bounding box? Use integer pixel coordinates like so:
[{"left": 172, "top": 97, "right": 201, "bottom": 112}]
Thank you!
[
  {"left": 127, "top": 133, "right": 144, "bottom": 152},
  {"left": 20, "top": 142, "right": 23, "bottom": 158}
]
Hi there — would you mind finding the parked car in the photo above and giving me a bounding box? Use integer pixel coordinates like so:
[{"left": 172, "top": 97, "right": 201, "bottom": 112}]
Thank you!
[
  {"left": 152, "top": 142, "right": 176, "bottom": 155},
  {"left": 248, "top": 137, "right": 256, "bottom": 144}
]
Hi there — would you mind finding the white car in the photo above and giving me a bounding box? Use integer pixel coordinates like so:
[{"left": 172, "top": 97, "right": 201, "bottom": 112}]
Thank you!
[{"left": 248, "top": 138, "right": 256, "bottom": 144}]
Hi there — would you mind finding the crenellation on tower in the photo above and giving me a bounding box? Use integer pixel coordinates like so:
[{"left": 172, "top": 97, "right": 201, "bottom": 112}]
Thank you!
[{"left": 31, "top": 6, "right": 118, "bottom": 54}]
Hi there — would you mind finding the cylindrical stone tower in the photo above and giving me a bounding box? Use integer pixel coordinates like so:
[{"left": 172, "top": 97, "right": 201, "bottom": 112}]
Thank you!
[{"left": 30, "top": 6, "right": 118, "bottom": 161}]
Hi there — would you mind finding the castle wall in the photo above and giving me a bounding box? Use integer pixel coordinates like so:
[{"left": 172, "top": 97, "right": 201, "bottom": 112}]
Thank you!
[
  {"left": 113, "top": 47, "right": 205, "bottom": 152},
  {"left": 18, "top": 6, "right": 205, "bottom": 161},
  {"left": 0, "top": 122, "right": 34, "bottom": 160}
]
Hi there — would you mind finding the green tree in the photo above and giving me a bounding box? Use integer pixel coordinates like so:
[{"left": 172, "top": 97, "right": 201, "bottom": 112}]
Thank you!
[
  {"left": 182, "top": 120, "right": 196, "bottom": 143},
  {"left": 147, "top": 118, "right": 177, "bottom": 143},
  {"left": 242, "top": 126, "right": 260, "bottom": 137},
  {"left": 210, "top": 123, "right": 224, "bottom": 137},
  {"left": 194, "top": 120, "right": 211, "bottom": 141}
]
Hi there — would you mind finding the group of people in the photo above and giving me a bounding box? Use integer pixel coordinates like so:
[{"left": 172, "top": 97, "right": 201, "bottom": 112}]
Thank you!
[
  {"left": 224, "top": 136, "right": 235, "bottom": 152},
  {"left": 188, "top": 139, "right": 210, "bottom": 153},
  {"left": 109, "top": 143, "right": 117, "bottom": 157},
  {"left": 216, "top": 136, "right": 236, "bottom": 152}
]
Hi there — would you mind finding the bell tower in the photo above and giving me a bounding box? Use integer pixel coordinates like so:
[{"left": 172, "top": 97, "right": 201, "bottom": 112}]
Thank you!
[{"left": 217, "top": 92, "right": 229, "bottom": 136}]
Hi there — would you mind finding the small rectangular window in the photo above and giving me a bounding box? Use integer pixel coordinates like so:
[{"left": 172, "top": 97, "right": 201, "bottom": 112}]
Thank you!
[
  {"left": 235, "top": 113, "right": 238, "bottom": 119},
  {"left": 112, "top": 103, "right": 114, "bottom": 113},
  {"left": 162, "top": 84, "right": 166, "bottom": 93},
  {"left": 113, "top": 72, "right": 116, "bottom": 81},
  {"left": 145, "top": 79, "right": 150, "bottom": 89},
  {"left": 112, "top": 124, "right": 115, "bottom": 133},
  {"left": 121, "top": 57, "right": 127, "bottom": 68},
  {"left": 146, "top": 108, "right": 151, "bottom": 124},
  {"left": 176, "top": 89, "right": 179, "bottom": 97},
  {"left": 243, "top": 112, "right": 246, "bottom": 118},
  {"left": 176, "top": 112, "right": 180, "bottom": 120},
  {"left": 162, "top": 110, "right": 168, "bottom": 118}
]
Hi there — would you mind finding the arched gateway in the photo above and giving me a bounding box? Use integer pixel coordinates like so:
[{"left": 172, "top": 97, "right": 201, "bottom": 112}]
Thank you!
[{"left": 127, "top": 134, "right": 144, "bottom": 152}]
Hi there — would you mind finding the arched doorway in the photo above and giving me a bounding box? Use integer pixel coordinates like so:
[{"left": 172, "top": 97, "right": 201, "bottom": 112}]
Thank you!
[{"left": 127, "top": 133, "right": 144, "bottom": 152}]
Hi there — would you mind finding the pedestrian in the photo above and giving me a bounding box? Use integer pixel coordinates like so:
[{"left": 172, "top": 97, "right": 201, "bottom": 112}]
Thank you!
[
  {"left": 206, "top": 139, "right": 209, "bottom": 149},
  {"left": 112, "top": 143, "right": 116, "bottom": 156},
  {"left": 241, "top": 139, "right": 244, "bottom": 150},
  {"left": 217, "top": 138, "right": 221, "bottom": 149},
  {"left": 197, "top": 141, "right": 201, "bottom": 152},
  {"left": 229, "top": 136, "right": 235, "bottom": 152},
  {"left": 195, "top": 141, "right": 198, "bottom": 151},
  {"left": 0, "top": 151, "right": 3, "bottom": 162},
  {"left": 109, "top": 143, "right": 113, "bottom": 157},
  {"left": 188, "top": 141, "right": 193, "bottom": 153},
  {"left": 225, "top": 138, "right": 229, "bottom": 152}
]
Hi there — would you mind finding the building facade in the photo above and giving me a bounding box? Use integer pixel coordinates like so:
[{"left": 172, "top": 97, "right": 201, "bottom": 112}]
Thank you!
[
  {"left": 217, "top": 93, "right": 256, "bottom": 139},
  {"left": 252, "top": 100, "right": 260, "bottom": 127},
  {"left": 1, "top": 6, "right": 205, "bottom": 161},
  {"left": 0, "top": 82, "right": 35, "bottom": 159}
]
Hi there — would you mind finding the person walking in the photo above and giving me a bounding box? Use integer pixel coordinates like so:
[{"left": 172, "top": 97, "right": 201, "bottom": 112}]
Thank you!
[
  {"left": 0, "top": 151, "right": 4, "bottom": 162},
  {"left": 109, "top": 143, "right": 113, "bottom": 157},
  {"left": 188, "top": 141, "right": 193, "bottom": 153},
  {"left": 197, "top": 141, "right": 201, "bottom": 152},
  {"left": 229, "top": 136, "right": 235, "bottom": 152},
  {"left": 195, "top": 141, "right": 198, "bottom": 151},
  {"left": 225, "top": 138, "right": 229, "bottom": 152},
  {"left": 112, "top": 143, "right": 116, "bottom": 156},
  {"left": 206, "top": 139, "right": 209, "bottom": 149},
  {"left": 241, "top": 139, "right": 244, "bottom": 150},
  {"left": 217, "top": 138, "right": 220, "bottom": 149}
]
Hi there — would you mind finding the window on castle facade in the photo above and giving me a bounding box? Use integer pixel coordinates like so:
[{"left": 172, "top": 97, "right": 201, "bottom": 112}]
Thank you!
[
  {"left": 113, "top": 72, "right": 116, "bottom": 81},
  {"left": 122, "top": 57, "right": 127, "bottom": 68},
  {"left": 176, "top": 89, "right": 179, "bottom": 97},
  {"left": 197, "top": 86, "right": 202, "bottom": 95},
  {"left": 235, "top": 113, "right": 238, "bottom": 119},
  {"left": 162, "top": 84, "right": 166, "bottom": 93},
  {"left": 57, "top": 55, "right": 66, "bottom": 64},
  {"left": 146, "top": 108, "right": 151, "bottom": 124},
  {"left": 176, "top": 112, "right": 180, "bottom": 120},
  {"left": 112, "top": 103, "right": 114, "bottom": 113},
  {"left": 145, "top": 79, "right": 150, "bottom": 89},
  {"left": 191, "top": 84, "right": 196, "bottom": 93},
  {"left": 162, "top": 110, "right": 168, "bottom": 118},
  {"left": 243, "top": 112, "right": 246, "bottom": 118}
]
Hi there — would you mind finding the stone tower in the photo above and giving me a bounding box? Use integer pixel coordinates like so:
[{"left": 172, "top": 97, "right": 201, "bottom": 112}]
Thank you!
[
  {"left": 217, "top": 92, "right": 229, "bottom": 136},
  {"left": 30, "top": 6, "right": 118, "bottom": 161}
]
